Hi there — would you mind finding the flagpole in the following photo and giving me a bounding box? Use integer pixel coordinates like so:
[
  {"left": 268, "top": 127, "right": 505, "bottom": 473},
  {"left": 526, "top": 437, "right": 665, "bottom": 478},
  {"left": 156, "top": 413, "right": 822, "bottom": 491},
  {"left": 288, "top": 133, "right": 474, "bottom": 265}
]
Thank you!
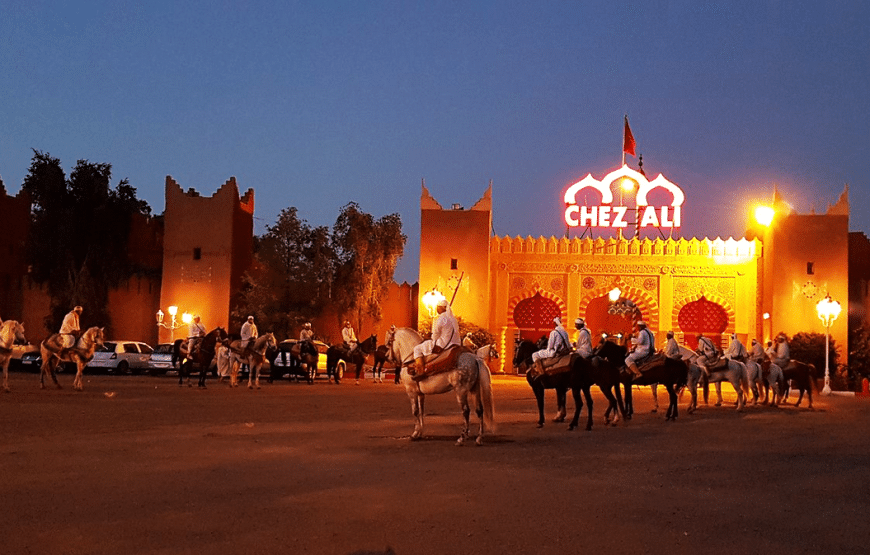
[{"left": 621, "top": 115, "right": 626, "bottom": 167}]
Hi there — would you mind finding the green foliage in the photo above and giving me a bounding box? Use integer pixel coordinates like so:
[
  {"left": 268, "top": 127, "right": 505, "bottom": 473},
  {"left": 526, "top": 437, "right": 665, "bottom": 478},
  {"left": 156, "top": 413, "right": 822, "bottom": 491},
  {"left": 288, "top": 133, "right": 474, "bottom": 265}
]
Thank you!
[
  {"left": 330, "top": 202, "right": 406, "bottom": 328},
  {"left": 788, "top": 331, "right": 837, "bottom": 373},
  {"left": 849, "top": 326, "right": 870, "bottom": 380},
  {"left": 233, "top": 208, "right": 334, "bottom": 338},
  {"left": 22, "top": 150, "right": 152, "bottom": 332}
]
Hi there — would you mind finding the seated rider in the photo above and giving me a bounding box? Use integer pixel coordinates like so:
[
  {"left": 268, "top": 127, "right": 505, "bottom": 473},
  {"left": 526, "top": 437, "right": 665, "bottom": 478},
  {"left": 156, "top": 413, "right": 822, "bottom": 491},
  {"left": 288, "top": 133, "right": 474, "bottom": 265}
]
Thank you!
[
  {"left": 772, "top": 333, "right": 790, "bottom": 370},
  {"left": 411, "top": 299, "right": 460, "bottom": 381},
  {"left": 750, "top": 338, "right": 766, "bottom": 364},
  {"left": 625, "top": 320, "right": 655, "bottom": 380},
  {"left": 187, "top": 315, "right": 206, "bottom": 358},
  {"left": 462, "top": 332, "right": 477, "bottom": 350},
  {"left": 724, "top": 333, "right": 748, "bottom": 362},
  {"left": 662, "top": 330, "right": 681, "bottom": 360},
  {"left": 573, "top": 318, "right": 592, "bottom": 358},
  {"left": 531, "top": 317, "right": 572, "bottom": 378},
  {"left": 342, "top": 320, "right": 358, "bottom": 353},
  {"left": 695, "top": 332, "right": 719, "bottom": 375}
]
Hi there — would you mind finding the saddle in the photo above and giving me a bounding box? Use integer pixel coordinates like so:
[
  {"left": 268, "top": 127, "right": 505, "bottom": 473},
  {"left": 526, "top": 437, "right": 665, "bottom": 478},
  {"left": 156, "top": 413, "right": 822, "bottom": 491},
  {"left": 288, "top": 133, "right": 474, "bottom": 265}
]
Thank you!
[
  {"left": 638, "top": 353, "right": 666, "bottom": 373},
  {"left": 541, "top": 352, "right": 575, "bottom": 374},
  {"left": 419, "top": 345, "right": 469, "bottom": 377}
]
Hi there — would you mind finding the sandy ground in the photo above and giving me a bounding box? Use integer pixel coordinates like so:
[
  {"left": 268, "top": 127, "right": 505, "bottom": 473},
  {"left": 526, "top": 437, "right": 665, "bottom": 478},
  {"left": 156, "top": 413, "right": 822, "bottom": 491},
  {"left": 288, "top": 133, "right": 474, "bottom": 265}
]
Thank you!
[{"left": 2, "top": 369, "right": 869, "bottom": 555}]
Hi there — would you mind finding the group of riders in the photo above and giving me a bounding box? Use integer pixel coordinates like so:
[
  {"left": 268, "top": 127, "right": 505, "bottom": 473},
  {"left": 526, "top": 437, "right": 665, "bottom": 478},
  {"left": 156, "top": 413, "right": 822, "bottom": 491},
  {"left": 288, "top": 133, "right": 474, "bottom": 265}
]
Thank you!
[{"left": 528, "top": 315, "right": 794, "bottom": 381}]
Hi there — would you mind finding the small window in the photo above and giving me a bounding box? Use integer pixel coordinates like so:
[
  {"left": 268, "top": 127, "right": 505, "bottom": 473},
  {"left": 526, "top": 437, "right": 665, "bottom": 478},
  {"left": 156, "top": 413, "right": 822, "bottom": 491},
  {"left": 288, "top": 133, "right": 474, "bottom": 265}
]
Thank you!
[
  {"left": 450, "top": 258, "right": 458, "bottom": 270},
  {"left": 807, "top": 262, "right": 814, "bottom": 275},
  {"left": 193, "top": 247, "right": 202, "bottom": 260}
]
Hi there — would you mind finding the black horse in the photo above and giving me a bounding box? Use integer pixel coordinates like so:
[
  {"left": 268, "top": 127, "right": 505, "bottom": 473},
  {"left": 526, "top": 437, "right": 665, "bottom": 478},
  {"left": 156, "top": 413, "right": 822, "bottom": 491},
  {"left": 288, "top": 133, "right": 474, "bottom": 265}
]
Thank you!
[
  {"left": 372, "top": 344, "right": 390, "bottom": 383},
  {"left": 594, "top": 340, "right": 689, "bottom": 421},
  {"left": 514, "top": 339, "right": 625, "bottom": 431},
  {"left": 173, "top": 327, "right": 228, "bottom": 388},
  {"left": 326, "top": 335, "right": 377, "bottom": 384}
]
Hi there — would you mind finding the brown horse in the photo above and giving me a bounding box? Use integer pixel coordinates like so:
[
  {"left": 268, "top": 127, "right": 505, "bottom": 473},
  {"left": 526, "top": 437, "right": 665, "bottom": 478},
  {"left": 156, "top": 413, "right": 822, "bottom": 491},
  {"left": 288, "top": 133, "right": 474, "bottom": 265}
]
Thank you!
[
  {"left": 40, "top": 326, "right": 105, "bottom": 391},
  {"left": 783, "top": 361, "right": 817, "bottom": 408},
  {"left": 174, "top": 327, "right": 228, "bottom": 388}
]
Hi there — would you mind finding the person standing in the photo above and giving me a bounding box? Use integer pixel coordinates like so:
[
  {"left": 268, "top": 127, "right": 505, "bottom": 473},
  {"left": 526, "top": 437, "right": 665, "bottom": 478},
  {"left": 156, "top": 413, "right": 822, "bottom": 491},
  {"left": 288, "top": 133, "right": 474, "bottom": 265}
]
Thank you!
[
  {"left": 411, "top": 299, "right": 460, "bottom": 381},
  {"left": 187, "top": 315, "right": 206, "bottom": 358},
  {"left": 573, "top": 318, "right": 593, "bottom": 358},
  {"left": 241, "top": 315, "right": 258, "bottom": 351},
  {"left": 531, "top": 317, "right": 572, "bottom": 378},
  {"left": 341, "top": 320, "right": 358, "bottom": 353},
  {"left": 625, "top": 320, "right": 655, "bottom": 380}
]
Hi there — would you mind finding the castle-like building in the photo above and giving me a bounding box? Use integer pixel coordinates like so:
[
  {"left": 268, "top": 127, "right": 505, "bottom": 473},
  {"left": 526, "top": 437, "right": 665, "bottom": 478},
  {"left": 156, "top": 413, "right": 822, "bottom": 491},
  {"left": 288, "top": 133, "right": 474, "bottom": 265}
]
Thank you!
[
  {"left": 419, "top": 166, "right": 866, "bottom": 374},
  {"left": 1, "top": 176, "right": 415, "bottom": 346}
]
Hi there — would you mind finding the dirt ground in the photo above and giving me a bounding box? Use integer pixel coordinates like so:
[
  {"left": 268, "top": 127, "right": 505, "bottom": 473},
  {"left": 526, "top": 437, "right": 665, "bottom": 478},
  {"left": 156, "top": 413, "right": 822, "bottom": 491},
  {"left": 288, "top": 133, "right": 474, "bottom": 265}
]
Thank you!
[{"left": 2, "top": 369, "right": 869, "bottom": 555}]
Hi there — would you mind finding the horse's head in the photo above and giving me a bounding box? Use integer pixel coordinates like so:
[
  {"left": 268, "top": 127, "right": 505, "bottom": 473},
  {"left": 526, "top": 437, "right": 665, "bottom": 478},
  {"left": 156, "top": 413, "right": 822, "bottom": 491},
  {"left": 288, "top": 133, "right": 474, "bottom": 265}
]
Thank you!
[
  {"left": 84, "top": 327, "right": 106, "bottom": 348},
  {"left": 593, "top": 339, "right": 625, "bottom": 365},
  {"left": 13, "top": 321, "right": 27, "bottom": 344},
  {"left": 264, "top": 333, "right": 276, "bottom": 349},
  {"left": 513, "top": 340, "right": 536, "bottom": 370},
  {"left": 360, "top": 334, "right": 377, "bottom": 354}
]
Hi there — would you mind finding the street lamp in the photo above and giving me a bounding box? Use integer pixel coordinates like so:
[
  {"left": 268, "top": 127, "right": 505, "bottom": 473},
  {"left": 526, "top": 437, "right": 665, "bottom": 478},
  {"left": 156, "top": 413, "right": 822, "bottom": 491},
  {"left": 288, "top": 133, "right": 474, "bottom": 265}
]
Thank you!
[
  {"left": 816, "top": 295, "right": 841, "bottom": 396},
  {"left": 421, "top": 288, "right": 446, "bottom": 317},
  {"left": 156, "top": 305, "right": 188, "bottom": 342},
  {"left": 607, "top": 287, "right": 638, "bottom": 316}
]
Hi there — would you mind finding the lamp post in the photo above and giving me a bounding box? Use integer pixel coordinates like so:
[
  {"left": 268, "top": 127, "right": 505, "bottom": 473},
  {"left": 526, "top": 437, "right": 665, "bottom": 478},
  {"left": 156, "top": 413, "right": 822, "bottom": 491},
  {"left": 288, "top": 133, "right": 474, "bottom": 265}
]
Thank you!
[
  {"left": 421, "top": 289, "right": 446, "bottom": 318},
  {"left": 156, "top": 305, "right": 187, "bottom": 343},
  {"left": 815, "top": 295, "right": 841, "bottom": 396}
]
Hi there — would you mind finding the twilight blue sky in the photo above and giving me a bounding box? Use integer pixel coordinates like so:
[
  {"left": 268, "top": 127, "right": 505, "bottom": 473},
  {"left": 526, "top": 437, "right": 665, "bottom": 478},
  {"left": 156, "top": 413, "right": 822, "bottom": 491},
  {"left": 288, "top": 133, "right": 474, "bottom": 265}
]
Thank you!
[{"left": 2, "top": 1, "right": 868, "bottom": 284}]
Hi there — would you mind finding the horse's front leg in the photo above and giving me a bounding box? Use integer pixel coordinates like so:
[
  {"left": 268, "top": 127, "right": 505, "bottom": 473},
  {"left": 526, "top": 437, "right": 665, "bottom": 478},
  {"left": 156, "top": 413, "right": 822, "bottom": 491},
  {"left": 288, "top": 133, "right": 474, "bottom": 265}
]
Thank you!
[
  {"left": 474, "top": 392, "right": 485, "bottom": 446},
  {"left": 455, "top": 390, "right": 471, "bottom": 446},
  {"left": 409, "top": 393, "right": 425, "bottom": 440},
  {"left": 3, "top": 361, "right": 9, "bottom": 392},
  {"left": 650, "top": 384, "right": 659, "bottom": 413},
  {"left": 553, "top": 387, "right": 567, "bottom": 422},
  {"left": 714, "top": 382, "right": 724, "bottom": 406},
  {"left": 73, "top": 361, "right": 85, "bottom": 391},
  {"left": 532, "top": 383, "right": 546, "bottom": 428},
  {"left": 665, "top": 384, "right": 678, "bottom": 420}
]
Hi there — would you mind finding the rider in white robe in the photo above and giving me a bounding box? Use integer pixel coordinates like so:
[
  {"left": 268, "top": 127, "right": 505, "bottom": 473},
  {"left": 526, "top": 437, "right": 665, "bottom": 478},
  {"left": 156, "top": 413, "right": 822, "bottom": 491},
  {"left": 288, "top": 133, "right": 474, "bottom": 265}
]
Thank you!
[
  {"left": 663, "top": 331, "right": 681, "bottom": 360},
  {"left": 342, "top": 321, "right": 358, "bottom": 352},
  {"left": 750, "top": 339, "right": 766, "bottom": 363},
  {"left": 59, "top": 306, "right": 83, "bottom": 349},
  {"left": 187, "top": 315, "right": 206, "bottom": 356},
  {"left": 241, "top": 316, "right": 258, "bottom": 350},
  {"left": 724, "top": 334, "right": 748, "bottom": 361},
  {"left": 626, "top": 321, "right": 655, "bottom": 380},
  {"left": 772, "top": 334, "right": 790, "bottom": 369},
  {"left": 695, "top": 333, "right": 719, "bottom": 374},
  {"left": 573, "top": 318, "right": 593, "bottom": 358},
  {"left": 412, "top": 299, "right": 460, "bottom": 380}
]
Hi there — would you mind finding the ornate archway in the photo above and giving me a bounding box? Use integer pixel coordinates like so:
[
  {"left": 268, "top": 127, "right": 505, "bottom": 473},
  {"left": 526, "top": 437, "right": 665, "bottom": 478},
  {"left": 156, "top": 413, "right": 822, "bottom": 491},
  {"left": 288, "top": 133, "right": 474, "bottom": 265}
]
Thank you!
[
  {"left": 578, "top": 282, "right": 660, "bottom": 332},
  {"left": 674, "top": 295, "right": 732, "bottom": 349},
  {"left": 509, "top": 289, "right": 566, "bottom": 341}
]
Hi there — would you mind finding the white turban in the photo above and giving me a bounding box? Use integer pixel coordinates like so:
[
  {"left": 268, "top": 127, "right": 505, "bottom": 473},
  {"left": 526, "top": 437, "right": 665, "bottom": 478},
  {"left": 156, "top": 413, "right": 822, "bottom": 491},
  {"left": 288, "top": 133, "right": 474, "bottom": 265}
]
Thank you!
[
  {"left": 553, "top": 317, "right": 561, "bottom": 325},
  {"left": 437, "top": 299, "right": 449, "bottom": 308}
]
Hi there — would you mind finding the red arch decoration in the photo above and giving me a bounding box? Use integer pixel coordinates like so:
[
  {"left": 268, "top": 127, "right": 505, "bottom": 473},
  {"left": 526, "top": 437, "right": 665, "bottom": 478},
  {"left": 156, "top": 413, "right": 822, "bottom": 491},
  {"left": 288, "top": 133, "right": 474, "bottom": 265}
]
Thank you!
[
  {"left": 577, "top": 283, "right": 659, "bottom": 332},
  {"left": 507, "top": 287, "right": 567, "bottom": 330},
  {"left": 671, "top": 293, "right": 735, "bottom": 336}
]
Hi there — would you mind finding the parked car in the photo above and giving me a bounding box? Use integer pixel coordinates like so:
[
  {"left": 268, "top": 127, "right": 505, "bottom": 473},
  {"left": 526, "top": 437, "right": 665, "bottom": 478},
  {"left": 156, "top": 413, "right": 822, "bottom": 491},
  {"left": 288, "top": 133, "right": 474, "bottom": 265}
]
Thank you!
[
  {"left": 148, "top": 343, "right": 176, "bottom": 375},
  {"left": 87, "top": 341, "right": 154, "bottom": 374},
  {"left": 271, "top": 339, "right": 332, "bottom": 380},
  {"left": 18, "top": 350, "right": 76, "bottom": 373},
  {"left": 8, "top": 343, "right": 39, "bottom": 371}
]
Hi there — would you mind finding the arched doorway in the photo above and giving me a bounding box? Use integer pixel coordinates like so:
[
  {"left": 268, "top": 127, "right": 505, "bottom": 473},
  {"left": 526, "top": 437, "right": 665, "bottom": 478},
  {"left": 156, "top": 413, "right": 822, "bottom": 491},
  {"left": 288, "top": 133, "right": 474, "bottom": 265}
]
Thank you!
[
  {"left": 513, "top": 292, "right": 561, "bottom": 342},
  {"left": 678, "top": 296, "right": 728, "bottom": 349},
  {"left": 583, "top": 294, "right": 641, "bottom": 345}
]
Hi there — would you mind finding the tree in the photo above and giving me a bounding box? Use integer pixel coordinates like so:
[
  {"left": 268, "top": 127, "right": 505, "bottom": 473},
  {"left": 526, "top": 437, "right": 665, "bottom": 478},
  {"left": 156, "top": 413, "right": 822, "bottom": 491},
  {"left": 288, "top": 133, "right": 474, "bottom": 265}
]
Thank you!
[
  {"left": 330, "top": 202, "right": 406, "bottom": 328},
  {"left": 21, "top": 150, "right": 152, "bottom": 332},
  {"left": 789, "top": 331, "right": 837, "bottom": 379},
  {"left": 233, "top": 208, "right": 334, "bottom": 338}
]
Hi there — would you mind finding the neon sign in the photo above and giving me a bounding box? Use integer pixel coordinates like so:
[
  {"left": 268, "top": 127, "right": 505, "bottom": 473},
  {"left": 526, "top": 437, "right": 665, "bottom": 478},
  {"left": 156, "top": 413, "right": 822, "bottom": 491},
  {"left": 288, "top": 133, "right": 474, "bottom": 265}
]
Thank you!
[{"left": 563, "top": 165, "right": 685, "bottom": 229}]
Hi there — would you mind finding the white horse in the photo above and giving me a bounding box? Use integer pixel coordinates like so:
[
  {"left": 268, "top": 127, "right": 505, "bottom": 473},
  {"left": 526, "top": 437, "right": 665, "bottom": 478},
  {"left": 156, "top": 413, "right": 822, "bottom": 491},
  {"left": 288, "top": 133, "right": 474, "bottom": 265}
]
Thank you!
[
  {"left": 386, "top": 327, "right": 495, "bottom": 445},
  {"left": 40, "top": 326, "right": 106, "bottom": 391},
  {"left": 229, "top": 333, "right": 276, "bottom": 389},
  {"left": 684, "top": 349, "right": 746, "bottom": 412},
  {"left": 1, "top": 320, "right": 27, "bottom": 392},
  {"left": 476, "top": 343, "right": 499, "bottom": 361}
]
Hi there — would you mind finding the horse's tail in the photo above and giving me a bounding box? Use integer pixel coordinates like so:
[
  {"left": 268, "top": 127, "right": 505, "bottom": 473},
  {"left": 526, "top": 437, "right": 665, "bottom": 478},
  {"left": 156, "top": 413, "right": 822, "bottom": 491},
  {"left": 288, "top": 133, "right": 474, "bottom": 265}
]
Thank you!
[{"left": 477, "top": 358, "right": 496, "bottom": 434}]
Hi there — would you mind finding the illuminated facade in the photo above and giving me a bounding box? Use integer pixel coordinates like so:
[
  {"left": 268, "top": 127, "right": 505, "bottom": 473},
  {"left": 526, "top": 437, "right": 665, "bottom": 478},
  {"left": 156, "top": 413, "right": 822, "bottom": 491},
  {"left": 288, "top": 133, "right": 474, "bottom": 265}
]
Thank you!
[{"left": 420, "top": 168, "right": 855, "bottom": 374}]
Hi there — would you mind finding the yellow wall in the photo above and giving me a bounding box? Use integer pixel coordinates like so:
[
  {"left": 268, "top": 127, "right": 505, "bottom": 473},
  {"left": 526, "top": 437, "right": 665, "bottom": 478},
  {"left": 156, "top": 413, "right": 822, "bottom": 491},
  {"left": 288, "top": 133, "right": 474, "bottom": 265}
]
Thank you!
[{"left": 419, "top": 184, "right": 492, "bottom": 329}]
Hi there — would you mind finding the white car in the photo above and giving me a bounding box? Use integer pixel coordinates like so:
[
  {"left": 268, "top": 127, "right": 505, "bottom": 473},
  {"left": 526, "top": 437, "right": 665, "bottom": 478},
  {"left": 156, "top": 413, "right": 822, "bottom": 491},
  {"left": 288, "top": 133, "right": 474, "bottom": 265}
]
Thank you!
[
  {"left": 148, "top": 343, "right": 176, "bottom": 375},
  {"left": 87, "top": 341, "right": 154, "bottom": 374}
]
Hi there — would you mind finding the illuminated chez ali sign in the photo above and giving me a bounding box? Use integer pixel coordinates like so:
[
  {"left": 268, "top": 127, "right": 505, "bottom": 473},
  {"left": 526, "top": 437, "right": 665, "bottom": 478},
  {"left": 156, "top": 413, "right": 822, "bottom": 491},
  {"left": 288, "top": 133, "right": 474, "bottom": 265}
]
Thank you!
[{"left": 563, "top": 165, "right": 685, "bottom": 229}]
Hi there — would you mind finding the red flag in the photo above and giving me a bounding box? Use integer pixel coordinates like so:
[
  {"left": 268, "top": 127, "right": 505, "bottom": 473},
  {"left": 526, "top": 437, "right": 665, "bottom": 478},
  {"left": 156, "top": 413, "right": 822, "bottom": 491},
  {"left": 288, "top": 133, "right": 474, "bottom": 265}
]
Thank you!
[{"left": 623, "top": 116, "right": 636, "bottom": 157}]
